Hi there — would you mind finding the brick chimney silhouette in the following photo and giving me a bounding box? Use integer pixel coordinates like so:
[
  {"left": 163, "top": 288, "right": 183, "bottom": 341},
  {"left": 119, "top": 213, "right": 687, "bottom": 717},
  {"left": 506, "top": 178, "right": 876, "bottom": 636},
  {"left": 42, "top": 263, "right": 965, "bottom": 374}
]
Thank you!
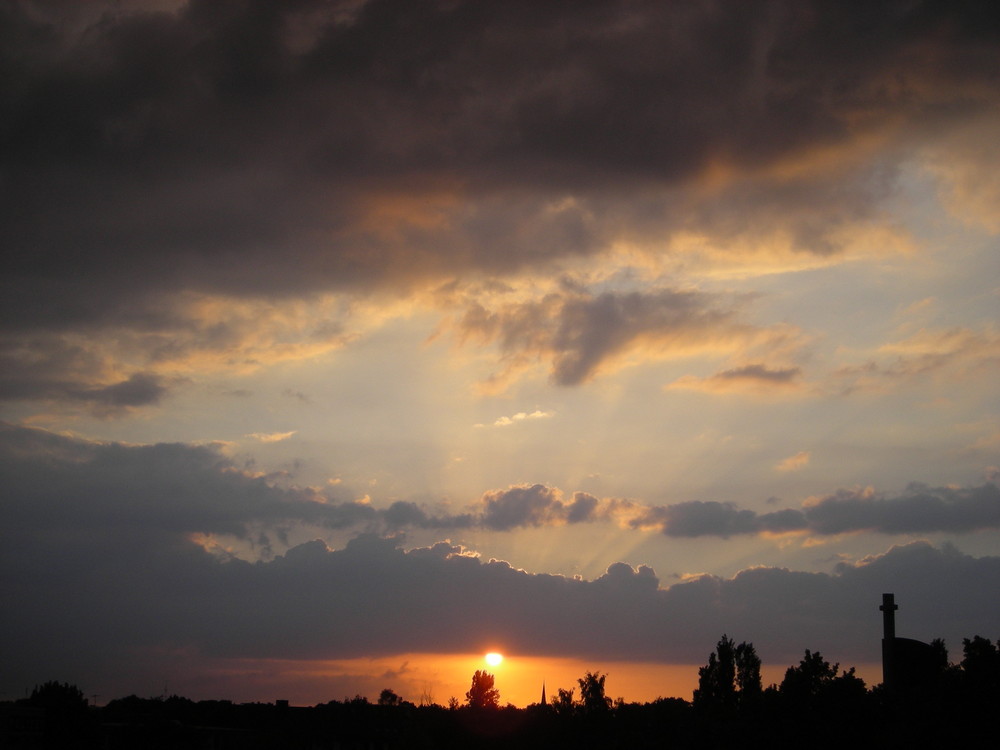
[{"left": 880, "top": 593, "right": 898, "bottom": 691}]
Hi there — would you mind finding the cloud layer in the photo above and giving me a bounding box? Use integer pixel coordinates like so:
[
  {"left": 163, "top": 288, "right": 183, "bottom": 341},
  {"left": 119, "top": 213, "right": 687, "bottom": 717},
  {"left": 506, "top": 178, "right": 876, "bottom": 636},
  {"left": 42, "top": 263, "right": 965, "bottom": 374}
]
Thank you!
[
  {"left": 3, "top": 422, "right": 998, "bottom": 696},
  {"left": 3, "top": 0, "right": 998, "bottom": 404},
  {"left": 5, "top": 424, "right": 999, "bottom": 543}
]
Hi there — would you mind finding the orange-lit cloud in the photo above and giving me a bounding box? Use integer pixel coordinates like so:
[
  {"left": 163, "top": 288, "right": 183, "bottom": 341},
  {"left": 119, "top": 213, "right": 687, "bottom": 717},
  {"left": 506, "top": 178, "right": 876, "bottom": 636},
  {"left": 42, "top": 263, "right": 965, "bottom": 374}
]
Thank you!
[
  {"left": 835, "top": 325, "right": 1000, "bottom": 394},
  {"left": 775, "top": 451, "right": 811, "bottom": 473},
  {"left": 3, "top": 0, "right": 994, "bottom": 412},
  {"left": 922, "top": 113, "right": 1000, "bottom": 234},
  {"left": 245, "top": 431, "right": 298, "bottom": 443},
  {"left": 476, "top": 410, "right": 555, "bottom": 429}
]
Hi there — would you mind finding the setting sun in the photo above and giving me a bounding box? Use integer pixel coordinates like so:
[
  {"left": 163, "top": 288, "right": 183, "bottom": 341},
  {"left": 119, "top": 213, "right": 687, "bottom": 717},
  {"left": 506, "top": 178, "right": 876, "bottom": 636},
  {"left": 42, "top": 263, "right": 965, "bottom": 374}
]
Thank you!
[{"left": 485, "top": 652, "right": 504, "bottom": 667}]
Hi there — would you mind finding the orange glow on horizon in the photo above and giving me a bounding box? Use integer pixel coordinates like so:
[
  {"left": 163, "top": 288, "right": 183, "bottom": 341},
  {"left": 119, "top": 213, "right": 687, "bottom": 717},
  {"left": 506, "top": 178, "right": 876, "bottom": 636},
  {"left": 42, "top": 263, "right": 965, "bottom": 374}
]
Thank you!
[{"left": 175, "top": 653, "right": 883, "bottom": 709}]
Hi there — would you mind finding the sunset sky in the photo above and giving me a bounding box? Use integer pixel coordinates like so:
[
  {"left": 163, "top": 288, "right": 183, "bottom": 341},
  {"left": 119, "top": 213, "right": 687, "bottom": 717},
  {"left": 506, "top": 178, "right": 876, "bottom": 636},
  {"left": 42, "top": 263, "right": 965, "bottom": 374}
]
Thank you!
[{"left": 2, "top": 0, "right": 999, "bottom": 707}]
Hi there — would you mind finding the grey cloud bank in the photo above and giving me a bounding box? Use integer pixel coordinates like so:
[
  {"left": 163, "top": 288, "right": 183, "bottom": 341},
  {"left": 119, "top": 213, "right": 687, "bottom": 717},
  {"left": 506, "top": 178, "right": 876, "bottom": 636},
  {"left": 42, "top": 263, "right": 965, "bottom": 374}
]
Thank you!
[
  {"left": 631, "top": 486, "right": 1000, "bottom": 538},
  {"left": 2, "top": 422, "right": 999, "bottom": 697},
  {"left": 5, "top": 423, "right": 999, "bottom": 542}
]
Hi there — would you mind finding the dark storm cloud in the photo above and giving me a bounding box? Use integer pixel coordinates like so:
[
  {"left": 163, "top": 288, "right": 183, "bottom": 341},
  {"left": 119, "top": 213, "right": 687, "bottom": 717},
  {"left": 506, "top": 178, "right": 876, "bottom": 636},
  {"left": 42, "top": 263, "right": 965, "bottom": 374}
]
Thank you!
[{"left": 2, "top": 0, "right": 997, "bottom": 333}]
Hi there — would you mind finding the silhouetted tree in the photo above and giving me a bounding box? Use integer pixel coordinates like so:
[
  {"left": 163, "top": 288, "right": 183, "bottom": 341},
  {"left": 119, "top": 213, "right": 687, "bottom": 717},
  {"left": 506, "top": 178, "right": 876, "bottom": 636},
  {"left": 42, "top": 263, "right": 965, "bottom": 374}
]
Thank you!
[
  {"left": 929, "top": 637, "right": 950, "bottom": 672},
  {"left": 695, "top": 635, "right": 736, "bottom": 712},
  {"left": 378, "top": 687, "right": 403, "bottom": 706},
  {"left": 694, "top": 635, "right": 761, "bottom": 713},
  {"left": 780, "top": 649, "right": 838, "bottom": 699},
  {"left": 734, "top": 641, "right": 762, "bottom": 705},
  {"left": 465, "top": 670, "right": 500, "bottom": 709},
  {"left": 779, "top": 648, "right": 867, "bottom": 714},
  {"left": 553, "top": 688, "right": 575, "bottom": 716},
  {"left": 915, "top": 637, "right": 956, "bottom": 696},
  {"left": 960, "top": 635, "right": 1000, "bottom": 696},
  {"left": 27, "top": 680, "right": 88, "bottom": 715},
  {"left": 26, "top": 681, "right": 92, "bottom": 743},
  {"left": 825, "top": 666, "right": 867, "bottom": 704},
  {"left": 577, "top": 671, "right": 611, "bottom": 714}
]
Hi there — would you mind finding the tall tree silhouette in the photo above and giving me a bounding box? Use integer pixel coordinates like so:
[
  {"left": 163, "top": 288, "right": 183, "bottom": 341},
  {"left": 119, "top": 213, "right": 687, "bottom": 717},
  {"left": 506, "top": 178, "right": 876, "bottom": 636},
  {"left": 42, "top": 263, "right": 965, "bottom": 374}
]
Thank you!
[
  {"left": 734, "top": 641, "right": 762, "bottom": 704},
  {"left": 553, "top": 687, "right": 575, "bottom": 716},
  {"left": 465, "top": 670, "right": 500, "bottom": 709},
  {"left": 694, "top": 635, "right": 761, "bottom": 713},
  {"left": 577, "top": 671, "right": 612, "bottom": 714},
  {"left": 960, "top": 635, "right": 1000, "bottom": 696}
]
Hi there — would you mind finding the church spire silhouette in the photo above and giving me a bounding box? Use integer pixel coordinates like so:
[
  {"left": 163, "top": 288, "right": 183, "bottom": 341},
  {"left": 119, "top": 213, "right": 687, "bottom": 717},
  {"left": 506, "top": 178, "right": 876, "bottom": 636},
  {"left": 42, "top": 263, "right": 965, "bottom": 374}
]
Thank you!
[{"left": 540, "top": 681, "right": 547, "bottom": 706}]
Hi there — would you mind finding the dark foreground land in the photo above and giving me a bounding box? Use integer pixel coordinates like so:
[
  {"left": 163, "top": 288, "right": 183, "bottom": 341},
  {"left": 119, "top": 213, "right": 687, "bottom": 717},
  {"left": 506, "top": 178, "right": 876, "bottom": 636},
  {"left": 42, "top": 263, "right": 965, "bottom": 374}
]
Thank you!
[
  {"left": 3, "top": 636, "right": 998, "bottom": 749},
  {"left": 2, "top": 689, "right": 997, "bottom": 750}
]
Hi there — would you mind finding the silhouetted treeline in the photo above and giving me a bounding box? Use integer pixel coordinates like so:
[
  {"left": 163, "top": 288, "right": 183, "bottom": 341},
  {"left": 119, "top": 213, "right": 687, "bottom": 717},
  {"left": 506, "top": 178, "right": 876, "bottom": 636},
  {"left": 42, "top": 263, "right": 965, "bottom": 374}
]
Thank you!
[{"left": 3, "top": 635, "right": 998, "bottom": 749}]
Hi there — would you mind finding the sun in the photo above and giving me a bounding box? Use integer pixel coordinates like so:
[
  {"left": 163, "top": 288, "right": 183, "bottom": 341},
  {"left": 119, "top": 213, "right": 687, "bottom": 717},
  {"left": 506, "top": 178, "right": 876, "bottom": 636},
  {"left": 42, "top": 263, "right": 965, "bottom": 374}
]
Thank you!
[{"left": 485, "top": 652, "right": 503, "bottom": 667}]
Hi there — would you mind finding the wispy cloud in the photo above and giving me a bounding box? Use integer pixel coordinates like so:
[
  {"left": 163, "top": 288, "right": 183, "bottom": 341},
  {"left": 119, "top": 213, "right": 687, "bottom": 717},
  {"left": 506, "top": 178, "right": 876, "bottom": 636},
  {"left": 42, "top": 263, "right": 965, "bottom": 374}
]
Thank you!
[
  {"left": 245, "top": 431, "right": 297, "bottom": 443},
  {"left": 668, "top": 364, "right": 803, "bottom": 395},
  {"left": 476, "top": 410, "right": 554, "bottom": 428},
  {"left": 775, "top": 451, "right": 811, "bottom": 473},
  {"left": 835, "top": 325, "right": 1000, "bottom": 394}
]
